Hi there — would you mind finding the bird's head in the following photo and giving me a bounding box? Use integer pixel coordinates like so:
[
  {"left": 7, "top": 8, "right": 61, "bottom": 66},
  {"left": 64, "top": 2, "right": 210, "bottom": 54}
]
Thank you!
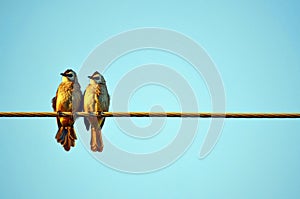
[
  {"left": 88, "top": 71, "right": 106, "bottom": 85},
  {"left": 60, "top": 69, "right": 77, "bottom": 82}
]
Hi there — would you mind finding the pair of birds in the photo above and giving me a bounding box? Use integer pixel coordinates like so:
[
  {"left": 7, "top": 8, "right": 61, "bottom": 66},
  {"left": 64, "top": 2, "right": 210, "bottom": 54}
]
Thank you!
[{"left": 52, "top": 69, "right": 110, "bottom": 152}]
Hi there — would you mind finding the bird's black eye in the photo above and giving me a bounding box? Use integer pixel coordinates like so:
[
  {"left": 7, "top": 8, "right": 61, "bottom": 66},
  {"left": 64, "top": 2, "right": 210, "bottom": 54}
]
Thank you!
[
  {"left": 66, "top": 74, "right": 73, "bottom": 77},
  {"left": 93, "top": 77, "right": 100, "bottom": 80}
]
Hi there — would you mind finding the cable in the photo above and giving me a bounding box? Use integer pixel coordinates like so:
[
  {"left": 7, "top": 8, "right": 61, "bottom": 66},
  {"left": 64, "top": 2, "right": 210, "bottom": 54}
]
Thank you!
[{"left": 0, "top": 112, "right": 299, "bottom": 118}]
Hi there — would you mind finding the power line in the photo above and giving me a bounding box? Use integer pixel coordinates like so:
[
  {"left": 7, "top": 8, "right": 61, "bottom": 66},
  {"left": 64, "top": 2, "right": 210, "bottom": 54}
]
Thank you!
[{"left": 0, "top": 112, "right": 299, "bottom": 118}]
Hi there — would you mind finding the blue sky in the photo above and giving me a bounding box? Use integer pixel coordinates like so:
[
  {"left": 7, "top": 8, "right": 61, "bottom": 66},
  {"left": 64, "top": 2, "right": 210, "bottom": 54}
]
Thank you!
[{"left": 0, "top": 0, "right": 300, "bottom": 198}]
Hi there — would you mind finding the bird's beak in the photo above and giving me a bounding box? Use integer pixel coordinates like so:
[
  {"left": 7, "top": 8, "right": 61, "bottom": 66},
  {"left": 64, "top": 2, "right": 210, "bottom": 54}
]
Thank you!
[
  {"left": 60, "top": 73, "right": 67, "bottom": 77},
  {"left": 88, "top": 76, "right": 92, "bottom": 79}
]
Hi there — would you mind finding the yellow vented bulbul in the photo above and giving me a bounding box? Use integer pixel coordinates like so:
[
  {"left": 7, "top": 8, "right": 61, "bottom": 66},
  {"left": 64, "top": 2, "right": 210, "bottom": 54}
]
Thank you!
[
  {"left": 84, "top": 71, "right": 110, "bottom": 152},
  {"left": 52, "top": 69, "right": 82, "bottom": 151}
]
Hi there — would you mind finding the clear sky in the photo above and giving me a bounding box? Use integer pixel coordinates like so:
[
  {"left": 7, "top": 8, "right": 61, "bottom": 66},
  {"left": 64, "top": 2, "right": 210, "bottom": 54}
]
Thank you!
[{"left": 0, "top": 0, "right": 300, "bottom": 198}]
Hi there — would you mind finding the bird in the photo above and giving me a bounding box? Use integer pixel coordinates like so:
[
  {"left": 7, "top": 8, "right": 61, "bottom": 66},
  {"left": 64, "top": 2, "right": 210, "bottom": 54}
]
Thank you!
[
  {"left": 52, "top": 69, "right": 82, "bottom": 151},
  {"left": 83, "top": 71, "right": 110, "bottom": 152}
]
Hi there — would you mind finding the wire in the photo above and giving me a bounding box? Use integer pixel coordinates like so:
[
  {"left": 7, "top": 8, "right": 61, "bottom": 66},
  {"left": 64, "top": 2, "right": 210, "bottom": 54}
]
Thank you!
[{"left": 0, "top": 112, "right": 299, "bottom": 118}]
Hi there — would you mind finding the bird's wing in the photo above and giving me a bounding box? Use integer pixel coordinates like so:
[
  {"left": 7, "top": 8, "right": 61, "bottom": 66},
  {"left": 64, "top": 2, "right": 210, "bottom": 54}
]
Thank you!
[
  {"left": 84, "top": 117, "right": 90, "bottom": 131},
  {"left": 52, "top": 90, "right": 62, "bottom": 129},
  {"left": 99, "top": 87, "right": 110, "bottom": 129},
  {"left": 83, "top": 88, "right": 91, "bottom": 131},
  {"left": 107, "top": 93, "right": 110, "bottom": 110},
  {"left": 79, "top": 92, "right": 84, "bottom": 112},
  {"left": 52, "top": 95, "right": 56, "bottom": 111},
  {"left": 76, "top": 83, "right": 84, "bottom": 112},
  {"left": 100, "top": 118, "right": 105, "bottom": 129}
]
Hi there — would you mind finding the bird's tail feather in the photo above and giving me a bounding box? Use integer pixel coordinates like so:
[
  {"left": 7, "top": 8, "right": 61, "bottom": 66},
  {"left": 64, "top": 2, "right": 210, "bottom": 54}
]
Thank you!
[
  {"left": 91, "top": 127, "right": 104, "bottom": 152},
  {"left": 55, "top": 126, "right": 77, "bottom": 151},
  {"left": 96, "top": 128, "right": 104, "bottom": 152}
]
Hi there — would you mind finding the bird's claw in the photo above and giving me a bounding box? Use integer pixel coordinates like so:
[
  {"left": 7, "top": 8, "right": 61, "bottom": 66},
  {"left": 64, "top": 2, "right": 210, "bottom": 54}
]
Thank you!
[
  {"left": 96, "top": 111, "right": 103, "bottom": 117},
  {"left": 57, "top": 111, "right": 64, "bottom": 117}
]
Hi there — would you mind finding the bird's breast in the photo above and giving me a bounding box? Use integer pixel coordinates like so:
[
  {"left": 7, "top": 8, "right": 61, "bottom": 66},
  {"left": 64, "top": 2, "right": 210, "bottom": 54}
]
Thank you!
[
  {"left": 56, "top": 82, "right": 82, "bottom": 112},
  {"left": 84, "top": 84, "right": 109, "bottom": 112}
]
